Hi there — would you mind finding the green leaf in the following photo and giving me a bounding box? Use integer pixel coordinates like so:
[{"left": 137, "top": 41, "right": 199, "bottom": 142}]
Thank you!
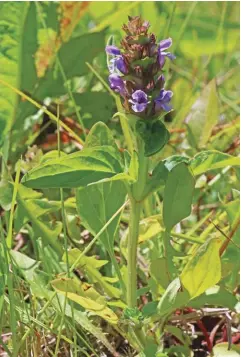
[
  {"left": 150, "top": 258, "right": 170, "bottom": 291},
  {"left": 58, "top": 32, "right": 105, "bottom": 79},
  {"left": 85, "top": 122, "right": 116, "bottom": 148},
  {"left": 157, "top": 278, "right": 189, "bottom": 317},
  {"left": 190, "top": 286, "right": 238, "bottom": 310},
  {"left": 15, "top": 199, "right": 61, "bottom": 232},
  {"left": 144, "top": 161, "right": 169, "bottom": 196},
  {"left": 20, "top": 3, "right": 38, "bottom": 92},
  {"left": 0, "top": 181, "right": 42, "bottom": 211},
  {"left": 10, "top": 250, "right": 39, "bottom": 281},
  {"left": 55, "top": 293, "right": 119, "bottom": 354},
  {"left": 17, "top": 192, "right": 63, "bottom": 255},
  {"left": 143, "top": 342, "right": 158, "bottom": 357},
  {"left": 76, "top": 181, "right": 126, "bottom": 251},
  {"left": 64, "top": 249, "right": 121, "bottom": 298},
  {"left": 21, "top": 146, "right": 124, "bottom": 188},
  {"left": 0, "top": 181, "right": 13, "bottom": 211},
  {"left": 165, "top": 325, "right": 191, "bottom": 345},
  {"left": 0, "top": 2, "right": 32, "bottom": 143},
  {"left": 40, "top": 150, "right": 67, "bottom": 164},
  {"left": 213, "top": 343, "right": 239, "bottom": 357},
  {"left": 180, "top": 238, "right": 222, "bottom": 299},
  {"left": 138, "top": 216, "right": 162, "bottom": 244},
  {"left": 164, "top": 155, "right": 190, "bottom": 171},
  {"left": 136, "top": 120, "right": 170, "bottom": 157},
  {"left": 163, "top": 163, "right": 195, "bottom": 231},
  {"left": 16, "top": 30, "right": 106, "bottom": 124},
  {"left": 185, "top": 79, "right": 219, "bottom": 148},
  {"left": 190, "top": 150, "right": 240, "bottom": 176},
  {"left": 73, "top": 93, "right": 113, "bottom": 129},
  {"left": 51, "top": 278, "right": 118, "bottom": 324}
]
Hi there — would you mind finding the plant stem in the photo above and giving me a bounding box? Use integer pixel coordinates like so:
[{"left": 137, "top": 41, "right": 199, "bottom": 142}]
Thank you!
[
  {"left": 127, "top": 137, "right": 149, "bottom": 308},
  {"left": 127, "top": 197, "right": 141, "bottom": 308}
]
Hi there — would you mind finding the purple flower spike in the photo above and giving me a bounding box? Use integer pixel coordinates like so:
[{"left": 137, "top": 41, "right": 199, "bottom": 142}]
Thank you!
[
  {"left": 154, "top": 89, "right": 173, "bottom": 112},
  {"left": 158, "top": 37, "right": 175, "bottom": 67},
  {"left": 129, "top": 90, "right": 149, "bottom": 112},
  {"left": 105, "top": 45, "right": 121, "bottom": 56},
  {"left": 109, "top": 74, "right": 125, "bottom": 96}
]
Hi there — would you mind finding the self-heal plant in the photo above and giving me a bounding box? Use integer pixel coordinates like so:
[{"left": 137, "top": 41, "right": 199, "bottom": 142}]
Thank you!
[
  {"left": 21, "top": 15, "right": 233, "bottom": 356},
  {"left": 105, "top": 15, "right": 177, "bottom": 347}
]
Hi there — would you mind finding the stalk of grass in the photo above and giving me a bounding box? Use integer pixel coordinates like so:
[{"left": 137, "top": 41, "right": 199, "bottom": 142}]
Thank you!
[{"left": 6, "top": 159, "right": 21, "bottom": 249}]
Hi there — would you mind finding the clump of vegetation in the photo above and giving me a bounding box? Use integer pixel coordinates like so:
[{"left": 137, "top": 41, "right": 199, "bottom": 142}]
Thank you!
[{"left": 0, "top": 2, "right": 239, "bottom": 357}]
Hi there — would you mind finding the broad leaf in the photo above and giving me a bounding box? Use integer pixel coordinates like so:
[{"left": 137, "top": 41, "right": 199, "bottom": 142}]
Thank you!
[
  {"left": 164, "top": 155, "right": 190, "bottom": 171},
  {"left": 11, "top": 250, "right": 39, "bottom": 281},
  {"left": 58, "top": 32, "right": 105, "bottom": 78},
  {"left": 144, "top": 161, "right": 169, "bottom": 196},
  {"left": 136, "top": 119, "right": 170, "bottom": 157},
  {"left": 190, "top": 286, "right": 238, "bottom": 310},
  {"left": 163, "top": 163, "right": 195, "bottom": 231},
  {"left": 73, "top": 93, "right": 114, "bottom": 129},
  {"left": 76, "top": 180, "right": 126, "bottom": 251},
  {"left": 0, "top": 2, "right": 32, "bottom": 143},
  {"left": 22, "top": 146, "right": 124, "bottom": 188},
  {"left": 0, "top": 181, "right": 14, "bottom": 211},
  {"left": 180, "top": 238, "right": 222, "bottom": 299},
  {"left": 150, "top": 258, "right": 170, "bottom": 290},
  {"left": 157, "top": 278, "right": 189, "bottom": 316},
  {"left": 190, "top": 150, "right": 239, "bottom": 176},
  {"left": 85, "top": 121, "right": 117, "bottom": 148}
]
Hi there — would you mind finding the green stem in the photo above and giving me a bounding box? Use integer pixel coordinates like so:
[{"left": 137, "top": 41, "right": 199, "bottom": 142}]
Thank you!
[
  {"left": 127, "top": 198, "right": 141, "bottom": 308},
  {"left": 127, "top": 137, "right": 148, "bottom": 307}
]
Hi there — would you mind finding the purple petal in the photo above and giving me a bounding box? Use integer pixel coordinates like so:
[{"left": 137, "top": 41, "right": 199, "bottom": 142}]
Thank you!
[
  {"left": 115, "top": 56, "right": 127, "bottom": 74},
  {"left": 161, "top": 103, "right": 172, "bottom": 112},
  {"left": 159, "top": 38, "right": 172, "bottom": 51},
  {"left": 131, "top": 102, "right": 147, "bottom": 113},
  {"left": 131, "top": 90, "right": 148, "bottom": 103},
  {"left": 108, "top": 74, "right": 125, "bottom": 95},
  {"left": 157, "top": 89, "right": 165, "bottom": 100},
  {"left": 159, "top": 54, "right": 166, "bottom": 67},
  {"left": 154, "top": 89, "right": 173, "bottom": 112},
  {"left": 162, "top": 90, "right": 173, "bottom": 103},
  {"left": 105, "top": 45, "right": 121, "bottom": 56},
  {"left": 166, "top": 52, "right": 176, "bottom": 60}
]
